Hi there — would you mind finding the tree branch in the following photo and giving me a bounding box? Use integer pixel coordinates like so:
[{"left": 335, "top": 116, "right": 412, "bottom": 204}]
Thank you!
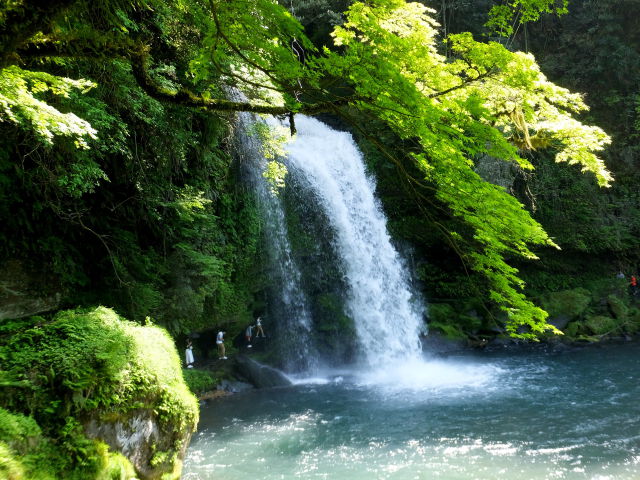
[
  {"left": 15, "top": 37, "right": 356, "bottom": 116},
  {"left": 130, "top": 48, "right": 352, "bottom": 115},
  {"left": 0, "top": 0, "right": 78, "bottom": 67},
  {"left": 428, "top": 69, "right": 496, "bottom": 98}
]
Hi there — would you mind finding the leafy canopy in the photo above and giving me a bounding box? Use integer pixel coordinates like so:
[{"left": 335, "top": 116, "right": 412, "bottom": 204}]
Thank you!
[
  {"left": 0, "top": 66, "right": 97, "bottom": 148},
  {"left": 320, "top": 0, "right": 607, "bottom": 337}
]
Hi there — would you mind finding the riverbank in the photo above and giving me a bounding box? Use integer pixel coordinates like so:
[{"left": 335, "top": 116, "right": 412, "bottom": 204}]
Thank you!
[{"left": 188, "top": 329, "right": 640, "bottom": 405}]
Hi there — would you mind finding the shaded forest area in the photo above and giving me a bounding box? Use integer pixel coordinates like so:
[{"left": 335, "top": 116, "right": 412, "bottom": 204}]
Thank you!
[{"left": 0, "top": 1, "right": 264, "bottom": 337}]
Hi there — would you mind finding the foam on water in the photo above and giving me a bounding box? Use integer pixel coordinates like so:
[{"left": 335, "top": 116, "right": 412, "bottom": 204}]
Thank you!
[
  {"left": 285, "top": 356, "right": 507, "bottom": 400},
  {"left": 287, "top": 376, "right": 332, "bottom": 386},
  {"left": 354, "top": 356, "right": 504, "bottom": 393}
]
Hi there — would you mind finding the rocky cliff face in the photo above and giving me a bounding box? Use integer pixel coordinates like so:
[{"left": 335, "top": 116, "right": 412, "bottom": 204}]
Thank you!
[
  {"left": 85, "top": 409, "right": 193, "bottom": 480},
  {"left": 0, "top": 260, "right": 62, "bottom": 320}
]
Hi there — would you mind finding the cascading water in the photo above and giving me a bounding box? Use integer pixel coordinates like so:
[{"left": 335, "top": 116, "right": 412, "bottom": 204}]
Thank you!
[
  {"left": 280, "top": 115, "right": 425, "bottom": 366},
  {"left": 234, "top": 111, "right": 317, "bottom": 372}
]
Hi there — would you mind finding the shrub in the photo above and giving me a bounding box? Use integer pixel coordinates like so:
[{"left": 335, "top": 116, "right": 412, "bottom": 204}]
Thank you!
[{"left": 182, "top": 369, "right": 217, "bottom": 395}]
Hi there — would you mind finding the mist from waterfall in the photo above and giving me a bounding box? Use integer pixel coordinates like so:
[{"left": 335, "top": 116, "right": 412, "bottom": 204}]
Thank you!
[{"left": 281, "top": 115, "right": 424, "bottom": 366}]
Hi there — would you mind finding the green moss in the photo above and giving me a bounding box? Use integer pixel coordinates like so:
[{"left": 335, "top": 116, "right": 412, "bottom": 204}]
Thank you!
[
  {"left": 0, "top": 306, "right": 198, "bottom": 479},
  {"left": 564, "top": 321, "right": 581, "bottom": 338},
  {"left": 0, "top": 408, "right": 41, "bottom": 448},
  {"left": 428, "top": 303, "right": 456, "bottom": 325},
  {"left": 427, "top": 303, "right": 484, "bottom": 338},
  {"left": 627, "top": 308, "right": 640, "bottom": 334},
  {"left": 429, "top": 321, "right": 467, "bottom": 340},
  {"left": 96, "top": 449, "right": 138, "bottom": 480},
  {"left": 0, "top": 441, "right": 26, "bottom": 480},
  {"left": 182, "top": 369, "right": 217, "bottom": 395},
  {"left": 316, "top": 293, "right": 353, "bottom": 333},
  {"left": 457, "top": 312, "right": 483, "bottom": 333},
  {"left": 584, "top": 315, "right": 619, "bottom": 335},
  {"left": 540, "top": 288, "right": 592, "bottom": 319},
  {"left": 607, "top": 294, "right": 629, "bottom": 320},
  {"left": 575, "top": 334, "right": 601, "bottom": 343}
]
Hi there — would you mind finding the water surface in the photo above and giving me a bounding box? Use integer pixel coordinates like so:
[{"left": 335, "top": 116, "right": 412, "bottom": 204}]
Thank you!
[{"left": 183, "top": 343, "right": 640, "bottom": 479}]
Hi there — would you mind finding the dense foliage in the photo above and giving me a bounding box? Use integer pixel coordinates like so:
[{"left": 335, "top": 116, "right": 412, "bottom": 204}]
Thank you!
[
  {"left": 0, "top": 0, "right": 262, "bottom": 336},
  {"left": 372, "top": 0, "right": 640, "bottom": 339}
]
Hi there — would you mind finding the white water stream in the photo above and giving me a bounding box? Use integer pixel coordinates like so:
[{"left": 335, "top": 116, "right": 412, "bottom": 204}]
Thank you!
[{"left": 281, "top": 116, "right": 424, "bottom": 366}]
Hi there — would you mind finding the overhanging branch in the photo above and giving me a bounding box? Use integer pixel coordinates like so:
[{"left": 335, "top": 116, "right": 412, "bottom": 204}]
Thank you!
[
  {"left": 130, "top": 49, "right": 353, "bottom": 115},
  {"left": 15, "top": 37, "right": 355, "bottom": 116},
  {"left": 0, "top": 0, "right": 77, "bottom": 67}
]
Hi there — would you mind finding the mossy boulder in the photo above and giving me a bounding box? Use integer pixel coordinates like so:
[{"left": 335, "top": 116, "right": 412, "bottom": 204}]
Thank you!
[
  {"left": 234, "top": 355, "right": 293, "bottom": 388},
  {"left": 584, "top": 315, "right": 619, "bottom": 336},
  {"left": 428, "top": 303, "right": 464, "bottom": 339},
  {"left": 626, "top": 308, "right": 640, "bottom": 334},
  {"left": 540, "top": 288, "right": 592, "bottom": 329},
  {"left": 428, "top": 303, "right": 456, "bottom": 325},
  {"left": 607, "top": 294, "right": 629, "bottom": 320},
  {"left": 427, "top": 303, "right": 483, "bottom": 338},
  {"left": 0, "top": 306, "right": 198, "bottom": 480},
  {"left": 428, "top": 303, "right": 467, "bottom": 340},
  {"left": 564, "top": 321, "right": 581, "bottom": 338}
]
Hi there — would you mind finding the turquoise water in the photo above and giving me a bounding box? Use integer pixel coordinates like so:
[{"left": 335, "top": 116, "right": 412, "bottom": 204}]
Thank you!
[{"left": 182, "top": 343, "right": 640, "bottom": 479}]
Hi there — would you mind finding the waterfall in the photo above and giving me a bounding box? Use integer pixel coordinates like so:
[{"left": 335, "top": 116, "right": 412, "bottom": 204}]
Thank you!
[
  {"left": 282, "top": 116, "right": 424, "bottom": 366},
  {"left": 234, "top": 111, "right": 317, "bottom": 372}
]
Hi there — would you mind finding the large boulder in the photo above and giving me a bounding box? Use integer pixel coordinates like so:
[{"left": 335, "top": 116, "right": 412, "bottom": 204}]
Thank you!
[
  {"left": 540, "top": 288, "right": 592, "bottom": 330},
  {"left": 234, "top": 355, "right": 293, "bottom": 388},
  {"left": 0, "top": 307, "right": 198, "bottom": 480},
  {"left": 84, "top": 409, "right": 191, "bottom": 480}
]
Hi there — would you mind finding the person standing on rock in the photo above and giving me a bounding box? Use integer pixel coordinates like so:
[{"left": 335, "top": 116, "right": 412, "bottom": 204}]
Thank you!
[
  {"left": 255, "top": 316, "right": 266, "bottom": 338},
  {"left": 185, "top": 338, "right": 195, "bottom": 368},
  {"left": 216, "top": 331, "right": 227, "bottom": 359},
  {"left": 245, "top": 324, "right": 254, "bottom": 348}
]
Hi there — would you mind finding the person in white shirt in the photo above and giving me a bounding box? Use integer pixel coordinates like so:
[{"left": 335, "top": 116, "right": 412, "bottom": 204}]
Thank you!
[
  {"left": 216, "top": 331, "right": 227, "bottom": 359},
  {"left": 185, "top": 339, "right": 195, "bottom": 368},
  {"left": 255, "top": 317, "right": 266, "bottom": 338}
]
